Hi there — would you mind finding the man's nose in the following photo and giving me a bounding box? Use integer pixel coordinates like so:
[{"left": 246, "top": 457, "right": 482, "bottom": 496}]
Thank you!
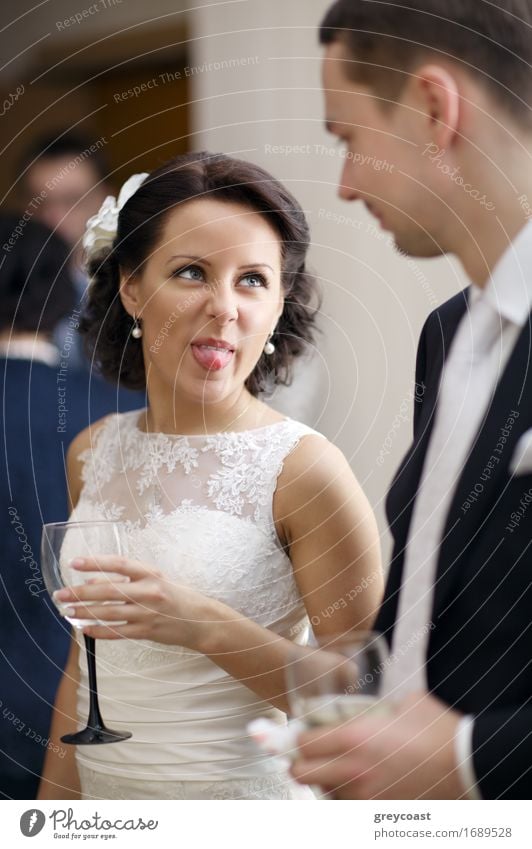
[{"left": 337, "top": 159, "right": 360, "bottom": 202}]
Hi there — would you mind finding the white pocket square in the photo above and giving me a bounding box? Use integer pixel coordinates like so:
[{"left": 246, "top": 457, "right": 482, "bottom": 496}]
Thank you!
[{"left": 510, "top": 429, "right": 532, "bottom": 476}]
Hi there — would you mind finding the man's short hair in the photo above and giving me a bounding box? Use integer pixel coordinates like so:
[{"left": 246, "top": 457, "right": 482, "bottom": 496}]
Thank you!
[{"left": 320, "top": 0, "right": 532, "bottom": 125}]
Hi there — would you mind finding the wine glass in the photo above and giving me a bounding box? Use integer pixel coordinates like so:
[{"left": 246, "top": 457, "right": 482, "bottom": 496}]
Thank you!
[
  {"left": 41, "top": 520, "right": 132, "bottom": 745},
  {"left": 286, "top": 631, "right": 390, "bottom": 728}
]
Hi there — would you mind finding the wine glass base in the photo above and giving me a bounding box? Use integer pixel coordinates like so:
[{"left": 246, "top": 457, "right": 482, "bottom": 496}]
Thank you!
[{"left": 61, "top": 727, "right": 132, "bottom": 745}]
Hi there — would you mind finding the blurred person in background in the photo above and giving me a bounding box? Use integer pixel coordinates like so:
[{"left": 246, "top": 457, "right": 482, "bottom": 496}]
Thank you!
[
  {"left": 0, "top": 215, "right": 141, "bottom": 799},
  {"left": 22, "top": 132, "right": 109, "bottom": 293},
  {"left": 21, "top": 131, "right": 143, "bottom": 407}
]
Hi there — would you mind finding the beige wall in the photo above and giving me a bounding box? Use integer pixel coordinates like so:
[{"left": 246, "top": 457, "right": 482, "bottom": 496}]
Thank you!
[{"left": 189, "top": 0, "right": 467, "bottom": 558}]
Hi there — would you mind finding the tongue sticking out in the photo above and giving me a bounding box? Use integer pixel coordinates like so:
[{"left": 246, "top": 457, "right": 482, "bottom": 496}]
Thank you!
[{"left": 191, "top": 344, "right": 234, "bottom": 371}]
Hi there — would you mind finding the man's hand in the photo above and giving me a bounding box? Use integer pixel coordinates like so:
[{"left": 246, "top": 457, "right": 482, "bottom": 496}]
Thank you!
[{"left": 291, "top": 691, "right": 468, "bottom": 799}]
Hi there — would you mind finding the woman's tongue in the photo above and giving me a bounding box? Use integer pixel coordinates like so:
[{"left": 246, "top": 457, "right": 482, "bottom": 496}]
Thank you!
[{"left": 191, "top": 343, "right": 233, "bottom": 371}]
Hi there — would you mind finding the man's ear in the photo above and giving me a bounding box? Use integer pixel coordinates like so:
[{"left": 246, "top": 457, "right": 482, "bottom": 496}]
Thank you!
[
  {"left": 413, "top": 64, "right": 461, "bottom": 150},
  {"left": 119, "top": 272, "right": 141, "bottom": 318}
]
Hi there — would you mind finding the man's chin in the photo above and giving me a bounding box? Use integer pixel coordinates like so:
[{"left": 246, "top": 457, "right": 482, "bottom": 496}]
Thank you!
[{"left": 392, "top": 232, "right": 442, "bottom": 260}]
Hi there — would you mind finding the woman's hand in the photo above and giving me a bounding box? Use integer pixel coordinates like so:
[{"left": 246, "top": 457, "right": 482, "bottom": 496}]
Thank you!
[{"left": 54, "top": 556, "right": 220, "bottom": 651}]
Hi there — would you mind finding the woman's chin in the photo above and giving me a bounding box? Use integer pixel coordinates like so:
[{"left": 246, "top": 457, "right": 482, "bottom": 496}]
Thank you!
[{"left": 176, "top": 373, "right": 235, "bottom": 406}]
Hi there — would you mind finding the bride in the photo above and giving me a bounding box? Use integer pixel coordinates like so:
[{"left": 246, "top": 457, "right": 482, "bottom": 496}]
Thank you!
[{"left": 39, "top": 152, "right": 383, "bottom": 800}]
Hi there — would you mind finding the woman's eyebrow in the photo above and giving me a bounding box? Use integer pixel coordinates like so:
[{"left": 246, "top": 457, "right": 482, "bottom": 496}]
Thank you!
[
  {"left": 166, "top": 254, "right": 212, "bottom": 266},
  {"left": 166, "top": 256, "right": 274, "bottom": 273}
]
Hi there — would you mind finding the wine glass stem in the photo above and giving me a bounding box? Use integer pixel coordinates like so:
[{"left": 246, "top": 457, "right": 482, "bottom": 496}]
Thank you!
[{"left": 84, "top": 635, "right": 105, "bottom": 731}]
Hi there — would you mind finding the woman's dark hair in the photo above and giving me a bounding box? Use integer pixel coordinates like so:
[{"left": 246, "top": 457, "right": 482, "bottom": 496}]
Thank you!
[
  {"left": 0, "top": 215, "right": 75, "bottom": 333},
  {"left": 80, "top": 151, "right": 320, "bottom": 395}
]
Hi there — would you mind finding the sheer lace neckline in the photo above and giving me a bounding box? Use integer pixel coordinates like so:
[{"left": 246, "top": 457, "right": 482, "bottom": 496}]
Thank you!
[{"left": 130, "top": 409, "right": 291, "bottom": 439}]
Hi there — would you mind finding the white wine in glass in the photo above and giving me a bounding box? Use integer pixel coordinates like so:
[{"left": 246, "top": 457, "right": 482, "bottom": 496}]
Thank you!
[{"left": 286, "top": 631, "right": 390, "bottom": 728}]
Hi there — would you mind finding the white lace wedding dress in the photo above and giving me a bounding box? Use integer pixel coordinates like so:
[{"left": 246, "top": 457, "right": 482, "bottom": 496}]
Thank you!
[{"left": 70, "top": 410, "right": 322, "bottom": 800}]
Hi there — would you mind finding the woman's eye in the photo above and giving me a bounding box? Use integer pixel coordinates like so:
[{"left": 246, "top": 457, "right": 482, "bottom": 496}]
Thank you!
[
  {"left": 239, "top": 273, "right": 267, "bottom": 288},
  {"left": 172, "top": 265, "right": 204, "bottom": 281}
]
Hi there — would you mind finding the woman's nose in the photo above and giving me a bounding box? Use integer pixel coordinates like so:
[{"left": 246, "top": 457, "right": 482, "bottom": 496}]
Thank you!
[{"left": 205, "top": 280, "right": 238, "bottom": 323}]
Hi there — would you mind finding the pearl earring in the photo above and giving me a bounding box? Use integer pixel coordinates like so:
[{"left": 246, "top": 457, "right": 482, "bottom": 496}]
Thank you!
[
  {"left": 131, "top": 315, "right": 143, "bottom": 339},
  {"left": 264, "top": 333, "right": 275, "bottom": 356}
]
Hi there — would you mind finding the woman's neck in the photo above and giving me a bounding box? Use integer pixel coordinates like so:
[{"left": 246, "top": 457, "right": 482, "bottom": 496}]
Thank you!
[{"left": 138, "top": 389, "right": 276, "bottom": 435}]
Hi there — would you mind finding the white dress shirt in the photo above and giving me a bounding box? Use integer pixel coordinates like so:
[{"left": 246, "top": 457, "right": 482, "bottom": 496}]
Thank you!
[{"left": 384, "top": 220, "right": 532, "bottom": 798}]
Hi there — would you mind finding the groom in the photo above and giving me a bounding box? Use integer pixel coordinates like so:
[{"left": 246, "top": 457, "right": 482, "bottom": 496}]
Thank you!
[{"left": 293, "top": 0, "right": 532, "bottom": 799}]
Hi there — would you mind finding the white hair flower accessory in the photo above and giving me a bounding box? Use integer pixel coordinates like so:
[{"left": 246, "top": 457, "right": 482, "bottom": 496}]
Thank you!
[{"left": 82, "top": 172, "right": 149, "bottom": 259}]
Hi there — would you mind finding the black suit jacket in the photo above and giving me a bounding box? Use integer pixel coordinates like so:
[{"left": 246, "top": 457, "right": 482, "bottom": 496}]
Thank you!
[{"left": 375, "top": 288, "right": 532, "bottom": 799}]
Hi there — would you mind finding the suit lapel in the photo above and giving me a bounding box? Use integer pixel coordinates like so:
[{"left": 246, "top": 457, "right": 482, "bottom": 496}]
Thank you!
[
  {"left": 432, "top": 312, "right": 532, "bottom": 617},
  {"left": 379, "top": 291, "right": 468, "bottom": 639}
]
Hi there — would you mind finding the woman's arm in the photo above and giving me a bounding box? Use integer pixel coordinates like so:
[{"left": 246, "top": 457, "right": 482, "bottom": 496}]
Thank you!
[
  {"left": 37, "top": 636, "right": 81, "bottom": 799},
  {"left": 56, "top": 436, "right": 383, "bottom": 713},
  {"left": 275, "top": 435, "right": 383, "bottom": 635},
  {"left": 198, "top": 436, "right": 383, "bottom": 709}
]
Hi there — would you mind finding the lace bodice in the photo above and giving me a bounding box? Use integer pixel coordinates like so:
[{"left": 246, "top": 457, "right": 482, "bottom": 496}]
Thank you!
[{"left": 71, "top": 410, "right": 323, "bottom": 782}]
